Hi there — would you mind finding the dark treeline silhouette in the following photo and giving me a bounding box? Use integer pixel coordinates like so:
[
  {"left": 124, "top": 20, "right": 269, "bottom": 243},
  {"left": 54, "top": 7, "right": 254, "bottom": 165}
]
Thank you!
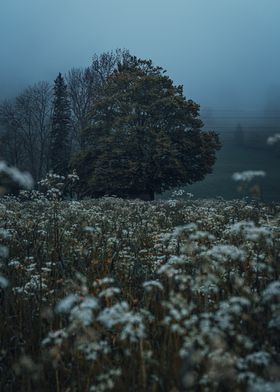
[
  {"left": 0, "top": 49, "right": 129, "bottom": 183},
  {"left": 201, "top": 102, "right": 280, "bottom": 154},
  {"left": 0, "top": 49, "right": 221, "bottom": 199}
]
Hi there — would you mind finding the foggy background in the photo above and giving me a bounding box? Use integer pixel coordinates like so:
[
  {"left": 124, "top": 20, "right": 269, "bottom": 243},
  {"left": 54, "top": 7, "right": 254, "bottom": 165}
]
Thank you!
[
  {"left": 1, "top": 0, "right": 280, "bottom": 111},
  {"left": 1, "top": 0, "right": 280, "bottom": 199}
]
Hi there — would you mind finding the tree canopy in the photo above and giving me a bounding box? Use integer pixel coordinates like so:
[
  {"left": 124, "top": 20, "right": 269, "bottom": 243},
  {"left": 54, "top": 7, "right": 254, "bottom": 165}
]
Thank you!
[{"left": 74, "top": 56, "right": 221, "bottom": 199}]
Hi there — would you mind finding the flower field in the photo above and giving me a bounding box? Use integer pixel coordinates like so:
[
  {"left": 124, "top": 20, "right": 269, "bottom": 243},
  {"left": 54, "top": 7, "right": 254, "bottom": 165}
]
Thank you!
[{"left": 1, "top": 196, "right": 280, "bottom": 391}]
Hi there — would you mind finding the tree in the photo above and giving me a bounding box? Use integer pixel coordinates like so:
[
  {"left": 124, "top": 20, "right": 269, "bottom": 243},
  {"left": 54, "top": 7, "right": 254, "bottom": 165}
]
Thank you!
[
  {"left": 72, "top": 57, "right": 220, "bottom": 199},
  {"left": 49, "top": 73, "right": 71, "bottom": 175},
  {"left": 0, "top": 82, "right": 52, "bottom": 181},
  {"left": 90, "top": 48, "right": 130, "bottom": 85},
  {"left": 0, "top": 99, "right": 24, "bottom": 167},
  {"left": 66, "top": 66, "right": 97, "bottom": 150},
  {"left": 66, "top": 49, "right": 130, "bottom": 150}
]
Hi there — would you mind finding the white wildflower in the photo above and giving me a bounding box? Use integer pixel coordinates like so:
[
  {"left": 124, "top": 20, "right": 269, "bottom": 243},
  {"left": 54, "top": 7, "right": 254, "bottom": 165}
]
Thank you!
[
  {"left": 42, "top": 329, "right": 68, "bottom": 346},
  {"left": 69, "top": 296, "right": 99, "bottom": 326},
  {"left": 0, "top": 245, "right": 8, "bottom": 258},
  {"left": 245, "top": 351, "right": 271, "bottom": 367},
  {"left": 120, "top": 313, "right": 146, "bottom": 342},
  {"left": 232, "top": 170, "right": 266, "bottom": 182},
  {"left": 262, "top": 281, "right": 280, "bottom": 302},
  {"left": 249, "top": 380, "right": 280, "bottom": 392},
  {"left": 171, "top": 189, "right": 185, "bottom": 198},
  {"left": 78, "top": 340, "right": 111, "bottom": 361},
  {"left": 267, "top": 133, "right": 280, "bottom": 145},
  {"left": 0, "top": 161, "right": 34, "bottom": 189},
  {"left": 173, "top": 223, "right": 197, "bottom": 237},
  {"left": 90, "top": 368, "right": 122, "bottom": 392},
  {"left": 229, "top": 221, "right": 273, "bottom": 244},
  {"left": 143, "top": 280, "right": 164, "bottom": 291},
  {"left": 97, "top": 302, "right": 130, "bottom": 328},
  {"left": 204, "top": 244, "right": 246, "bottom": 262},
  {"left": 0, "top": 275, "right": 9, "bottom": 289},
  {"left": 98, "top": 287, "right": 121, "bottom": 298},
  {"left": 56, "top": 294, "right": 80, "bottom": 313}
]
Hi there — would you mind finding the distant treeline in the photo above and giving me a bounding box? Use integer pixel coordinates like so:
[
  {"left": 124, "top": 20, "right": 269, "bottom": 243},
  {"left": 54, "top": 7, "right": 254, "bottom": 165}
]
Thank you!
[
  {"left": 0, "top": 49, "right": 130, "bottom": 182},
  {"left": 202, "top": 110, "right": 280, "bottom": 151},
  {"left": 225, "top": 124, "right": 280, "bottom": 152},
  {"left": 0, "top": 49, "right": 221, "bottom": 200}
]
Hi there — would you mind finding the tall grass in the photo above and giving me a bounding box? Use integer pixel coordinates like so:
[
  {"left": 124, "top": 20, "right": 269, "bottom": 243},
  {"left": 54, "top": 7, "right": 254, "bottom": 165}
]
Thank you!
[{"left": 0, "top": 196, "right": 279, "bottom": 391}]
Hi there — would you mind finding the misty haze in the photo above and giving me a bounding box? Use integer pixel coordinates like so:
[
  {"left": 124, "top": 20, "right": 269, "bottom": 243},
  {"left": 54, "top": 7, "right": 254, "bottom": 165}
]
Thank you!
[{"left": 0, "top": 1, "right": 280, "bottom": 391}]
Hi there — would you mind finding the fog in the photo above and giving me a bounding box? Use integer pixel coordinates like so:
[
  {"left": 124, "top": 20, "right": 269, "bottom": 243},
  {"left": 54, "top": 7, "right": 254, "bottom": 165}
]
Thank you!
[{"left": 1, "top": 0, "right": 280, "bottom": 118}]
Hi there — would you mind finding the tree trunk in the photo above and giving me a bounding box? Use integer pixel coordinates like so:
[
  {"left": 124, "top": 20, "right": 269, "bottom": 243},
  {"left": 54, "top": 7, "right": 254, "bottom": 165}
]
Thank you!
[{"left": 126, "top": 190, "right": 154, "bottom": 201}]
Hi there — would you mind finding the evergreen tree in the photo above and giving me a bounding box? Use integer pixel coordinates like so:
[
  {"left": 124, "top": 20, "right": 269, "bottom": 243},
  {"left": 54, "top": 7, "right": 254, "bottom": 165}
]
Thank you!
[
  {"left": 49, "top": 73, "right": 71, "bottom": 175},
  {"left": 74, "top": 56, "right": 221, "bottom": 199}
]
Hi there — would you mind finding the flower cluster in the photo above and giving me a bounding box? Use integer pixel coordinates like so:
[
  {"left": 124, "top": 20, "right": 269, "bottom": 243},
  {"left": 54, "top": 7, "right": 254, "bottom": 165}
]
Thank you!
[
  {"left": 232, "top": 171, "right": 266, "bottom": 182},
  {"left": 267, "top": 133, "right": 280, "bottom": 146}
]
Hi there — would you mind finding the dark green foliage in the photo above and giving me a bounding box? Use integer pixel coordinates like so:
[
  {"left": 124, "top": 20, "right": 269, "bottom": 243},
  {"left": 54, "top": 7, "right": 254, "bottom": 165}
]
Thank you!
[
  {"left": 74, "top": 56, "right": 221, "bottom": 199},
  {"left": 49, "top": 73, "right": 71, "bottom": 175}
]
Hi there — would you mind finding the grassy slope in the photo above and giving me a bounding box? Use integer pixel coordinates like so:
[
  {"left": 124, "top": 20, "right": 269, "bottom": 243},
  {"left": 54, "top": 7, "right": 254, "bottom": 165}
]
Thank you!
[{"left": 162, "top": 140, "right": 280, "bottom": 201}]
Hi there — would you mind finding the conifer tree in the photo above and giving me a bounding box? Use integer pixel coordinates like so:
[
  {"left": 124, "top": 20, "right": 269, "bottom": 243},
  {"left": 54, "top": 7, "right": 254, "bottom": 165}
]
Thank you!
[{"left": 49, "top": 73, "right": 71, "bottom": 175}]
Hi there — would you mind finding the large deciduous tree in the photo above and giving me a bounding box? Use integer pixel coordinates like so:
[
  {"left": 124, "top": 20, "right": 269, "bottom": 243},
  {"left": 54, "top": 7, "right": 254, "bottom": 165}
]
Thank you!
[
  {"left": 49, "top": 73, "right": 71, "bottom": 175},
  {"left": 66, "top": 49, "right": 130, "bottom": 150},
  {"left": 74, "top": 56, "right": 221, "bottom": 200}
]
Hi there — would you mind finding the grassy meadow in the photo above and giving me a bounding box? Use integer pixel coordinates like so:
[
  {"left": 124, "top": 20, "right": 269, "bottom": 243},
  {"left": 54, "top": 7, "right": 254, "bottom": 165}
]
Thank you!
[
  {"left": 166, "top": 139, "right": 280, "bottom": 202},
  {"left": 1, "top": 195, "right": 280, "bottom": 391}
]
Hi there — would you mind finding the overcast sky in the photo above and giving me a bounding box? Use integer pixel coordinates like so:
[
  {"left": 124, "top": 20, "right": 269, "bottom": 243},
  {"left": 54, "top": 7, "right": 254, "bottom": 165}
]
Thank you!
[{"left": 1, "top": 0, "right": 280, "bottom": 117}]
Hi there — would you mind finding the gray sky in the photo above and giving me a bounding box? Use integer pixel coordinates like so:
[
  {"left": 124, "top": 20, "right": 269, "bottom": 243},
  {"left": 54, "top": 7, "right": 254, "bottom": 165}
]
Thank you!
[{"left": 1, "top": 0, "right": 280, "bottom": 118}]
